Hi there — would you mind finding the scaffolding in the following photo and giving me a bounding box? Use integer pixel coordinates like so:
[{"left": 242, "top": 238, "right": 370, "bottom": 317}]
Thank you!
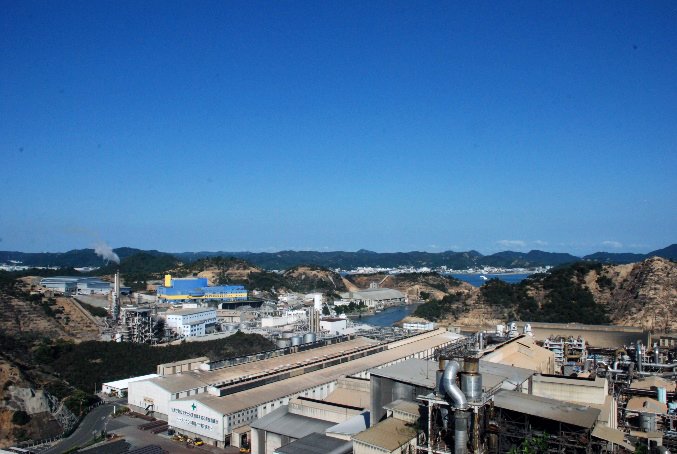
[{"left": 117, "top": 306, "right": 155, "bottom": 343}]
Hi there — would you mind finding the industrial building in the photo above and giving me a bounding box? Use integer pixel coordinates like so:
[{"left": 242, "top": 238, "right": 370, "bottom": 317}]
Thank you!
[
  {"left": 338, "top": 288, "right": 405, "bottom": 309},
  {"left": 127, "top": 329, "right": 461, "bottom": 448},
  {"left": 164, "top": 307, "right": 218, "bottom": 337},
  {"left": 39, "top": 276, "right": 130, "bottom": 295},
  {"left": 157, "top": 275, "right": 248, "bottom": 303},
  {"left": 102, "top": 373, "right": 159, "bottom": 397}
]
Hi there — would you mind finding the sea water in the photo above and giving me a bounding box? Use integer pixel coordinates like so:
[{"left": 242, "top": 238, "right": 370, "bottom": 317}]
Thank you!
[{"left": 450, "top": 273, "right": 531, "bottom": 287}]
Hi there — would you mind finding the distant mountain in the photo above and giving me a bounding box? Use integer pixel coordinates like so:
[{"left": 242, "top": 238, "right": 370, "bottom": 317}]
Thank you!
[
  {"left": 1, "top": 244, "right": 674, "bottom": 270},
  {"left": 582, "top": 252, "right": 647, "bottom": 264},
  {"left": 647, "top": 243, "right": 677, "bottom": 260},
  {"left": 481, "top": 250, "right": 579, "bottom": 267},
  {"left": 0, "top": 248, "right": 144, "bottom": 267}
]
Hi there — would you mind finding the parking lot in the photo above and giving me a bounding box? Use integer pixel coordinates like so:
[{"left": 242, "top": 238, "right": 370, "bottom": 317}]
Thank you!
[{"left": 104, "top": 414, "right": 227, "bottom": 453}]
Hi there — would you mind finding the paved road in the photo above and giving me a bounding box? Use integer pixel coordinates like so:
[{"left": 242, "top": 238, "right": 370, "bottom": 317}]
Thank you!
[{"left": 42, "top": 404, "right": 115, "bottom": 454}]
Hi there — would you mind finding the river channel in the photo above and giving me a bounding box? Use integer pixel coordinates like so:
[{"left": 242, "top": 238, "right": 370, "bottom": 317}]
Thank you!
[{"left": 357, "top": 303, "right": 421, "bottom": 327}]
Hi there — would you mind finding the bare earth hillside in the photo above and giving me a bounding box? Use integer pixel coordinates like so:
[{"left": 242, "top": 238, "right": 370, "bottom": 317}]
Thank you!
[
  {"left": 592, "top": 257, "right": 676, "bottom": 330},
  {"left": 425, "top": 257, "right": 676, "bottom": 331},
  {"left": 347, "top": 272, "right": 478, "bottom": 301}
]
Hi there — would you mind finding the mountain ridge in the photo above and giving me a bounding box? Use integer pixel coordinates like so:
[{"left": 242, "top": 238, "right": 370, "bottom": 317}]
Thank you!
[{"left": 0, "top": 244, "right": 674, "bottom": 270}]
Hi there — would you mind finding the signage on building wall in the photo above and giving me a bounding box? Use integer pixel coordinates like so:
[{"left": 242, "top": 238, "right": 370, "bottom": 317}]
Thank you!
[{"left": 171, "top": 402, "right": 220, "bottom": 434}]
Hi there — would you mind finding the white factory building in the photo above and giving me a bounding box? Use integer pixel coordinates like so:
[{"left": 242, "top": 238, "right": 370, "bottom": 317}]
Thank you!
[
  {"left": 261, "top": 310, "right": 307, "bottom": 328},
  {"left": 164, "top": 308, "right": 217, "bottom": 337},
  {"left": 127, "top": 329, "right": 461, "bottom": 448},
  {"left": 337, "top": 288, "right": 405, "bottom": 309}
]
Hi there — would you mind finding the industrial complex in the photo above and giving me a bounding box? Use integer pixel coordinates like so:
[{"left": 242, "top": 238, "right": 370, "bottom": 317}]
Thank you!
[
  {"left": 103, "top": 321, "right": 676, "bottom": 453},
  {"left": 33, "top": 271, "right": 677, "bottom": 453}
]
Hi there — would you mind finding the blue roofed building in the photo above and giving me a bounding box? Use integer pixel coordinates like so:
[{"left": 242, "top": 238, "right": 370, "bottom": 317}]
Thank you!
[{"left": 157, "top": 274, "right": 248, "bottom": 304}]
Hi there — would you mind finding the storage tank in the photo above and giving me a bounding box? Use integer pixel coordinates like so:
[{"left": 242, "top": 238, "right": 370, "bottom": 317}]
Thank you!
[
  {"left": 461, "top": 373, "right": 482, "bottom": 402},
  {"left": 303, "top": 333, "right": 317, "bottom": 344},
  {"left": 639, "top": 413, "right": 656, "bottom": 432},
  {"left": 276, "top": 338, "right": 291, "bottom": 349},
  {"left": 290, "top": 336, "right": 303, "bottom": 346},
  {"left": 281, "top": 332, "right": 294, "bottom": 339}
]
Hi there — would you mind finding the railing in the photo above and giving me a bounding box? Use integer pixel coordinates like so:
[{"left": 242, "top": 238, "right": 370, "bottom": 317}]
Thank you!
[{"left": 14, "top": 400, "right": 106, "bottom": 450}]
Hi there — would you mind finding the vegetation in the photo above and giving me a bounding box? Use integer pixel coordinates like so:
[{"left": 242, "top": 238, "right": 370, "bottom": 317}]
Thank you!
[
  {"left": 481, "top": 262, "right": 610, "bottom": 324},
  {"left": 12, "top": 410, "right": 31, "bottom": 425},
  {"left": 413, "top": 293, "right": 467, "bottom": 321},
  {"left": 32, "top": 331, "right": 275, "bottom": 392},
  {"left": 334, "top": 302, "right": 367, "bottom": 315},
  {"left": 508, "top": 433, "right": 549, "bottom": 453},
  {"left": 77, "top": 300, "right": 108, "bottom": 317}
]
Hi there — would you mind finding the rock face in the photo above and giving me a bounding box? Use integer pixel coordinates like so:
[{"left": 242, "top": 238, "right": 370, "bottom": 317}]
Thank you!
[
  {"left": 282, "top": 266, "right": 347, "bottom": 293},
  {"left": 0, "top": 360, "right": 75, "bottom": 448},
  {"left": 593, "top": 257, "right": 677, "bottom": 331}
]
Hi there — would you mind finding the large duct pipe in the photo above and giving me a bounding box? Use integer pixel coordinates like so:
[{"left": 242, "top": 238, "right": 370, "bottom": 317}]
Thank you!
[
  {"left": 442, "top": 360, "right": 467, "bottom": 408},
  {"left": 454, "top": 411, "right": 469, "bottom": 454}
]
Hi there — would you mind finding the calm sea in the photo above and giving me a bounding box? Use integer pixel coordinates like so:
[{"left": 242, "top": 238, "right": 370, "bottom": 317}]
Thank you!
[{"left": 450, "top": 273, "right": 531, "bottom": 287}]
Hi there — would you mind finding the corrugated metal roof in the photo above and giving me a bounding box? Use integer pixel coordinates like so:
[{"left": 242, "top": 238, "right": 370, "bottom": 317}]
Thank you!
[
  {"left": 250, "top": 406, "right": 335, "bottom": 438},
  {"left": 275, "top": 433, "right": 353, "bottom": 454},
  {"left": 493, "top": 390, "right": 600, "bottom": 428},
  {"left": 352, "top": 417, "right": 417, "bottom": 451},
  {"left": 325, "top": 413, "right": 370, "bottom": 437},
  {"left": 103, "top": 374, "right": 159, "bottom": 390},
  {"left": 591, "top": 425, "right": 635, "bottom": 451},
  {"left": 323, "top": 388, "right": 370, "bottom": 409},
  {"left": 478, "top": 361, "right": 533, "bottom": 390},
  {"left": 185, "top": 331, "right": 458, "bottom": 416},
  {"left": 369, "top": 358, "right": 437, "bottom": 389},
  {"left": 384, "top": 399, "right": 420, "bottom": 418}
]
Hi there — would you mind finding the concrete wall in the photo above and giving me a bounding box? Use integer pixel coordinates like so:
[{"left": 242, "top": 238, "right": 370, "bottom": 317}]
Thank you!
[
  {"left": 514, "top": 322, "right": 648, "bottom": 348},
  {"left": 531, "top": 375, "right": 607, "bottom": 405},
  {"left": 127, "top": 380, "right": 172, "bottom": 420}
]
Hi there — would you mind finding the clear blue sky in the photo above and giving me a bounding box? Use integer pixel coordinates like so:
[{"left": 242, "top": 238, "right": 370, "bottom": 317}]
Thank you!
[{"left": 1, "top": 1, "right": 675, "bottom": 255}]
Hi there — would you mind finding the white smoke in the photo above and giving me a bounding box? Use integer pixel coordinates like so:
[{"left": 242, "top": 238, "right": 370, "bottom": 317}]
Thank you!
[{"left": 94, "top": 242, "right": 120, "bottom": 264}]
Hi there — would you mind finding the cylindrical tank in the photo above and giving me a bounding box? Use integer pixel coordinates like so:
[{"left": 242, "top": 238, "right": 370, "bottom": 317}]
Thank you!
[
  {"left": 303, "top": 333, "right": 316, "bottom": 344},
  {"left": 461, "top": 373, "right": 483, "bottom": 402},
  {"left": 276, "top": 338, "right": 291, "bottom": 349},
  {"left": 639, "top": 413, "right": 656, "bottom": 432},
  {"left": 281, "top": 332, "right": 294, "bottom": 339},
  {"left": 463, "top": 358, "right": 480, "bottom": 374},
  {"left": 290, "top": 336, "right": 302, "bottom": 346},
  {"left": 657, "top": 387, "right": 667, "bottom": 404}
]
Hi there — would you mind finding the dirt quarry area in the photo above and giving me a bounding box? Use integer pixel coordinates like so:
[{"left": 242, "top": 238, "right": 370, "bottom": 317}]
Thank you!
[{"left": 53, "top": 297, "right": 101, "bottom": 341}]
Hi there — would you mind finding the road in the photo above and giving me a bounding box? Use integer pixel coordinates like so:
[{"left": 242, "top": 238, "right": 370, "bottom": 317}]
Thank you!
[{"left": 42, "top": 404, "right": 115, "bottom": 454}]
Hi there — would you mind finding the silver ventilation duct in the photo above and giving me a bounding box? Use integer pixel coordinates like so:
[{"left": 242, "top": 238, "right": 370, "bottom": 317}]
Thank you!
[{"left": 442, "top": 360, "right": 467, "bottom": 408}]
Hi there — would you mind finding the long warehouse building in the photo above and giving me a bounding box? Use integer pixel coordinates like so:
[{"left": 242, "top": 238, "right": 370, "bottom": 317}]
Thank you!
[{"left": 128, "top": 329, "right": 461, "bottom": 448}]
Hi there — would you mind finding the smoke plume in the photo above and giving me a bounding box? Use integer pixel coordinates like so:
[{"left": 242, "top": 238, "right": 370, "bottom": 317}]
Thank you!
[{"left": 94, "top": 242, "right": 120, "bottom": 264}]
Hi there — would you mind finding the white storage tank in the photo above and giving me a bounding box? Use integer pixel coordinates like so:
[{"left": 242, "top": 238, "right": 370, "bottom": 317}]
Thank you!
[
  {"left": 290, "top": 336, "right": 303, "bottom": 346},
  {"left": 303, "top": 333, "right": 317, "bottom": 344},
  {"left": 276, "top": 338, "right": 291, "bottom": 349}
]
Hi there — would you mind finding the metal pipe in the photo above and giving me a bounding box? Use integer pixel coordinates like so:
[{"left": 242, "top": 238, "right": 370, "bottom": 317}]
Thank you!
[
  {"left": 454, "top": 411, "right": 468, "bottom": 454},
  {"left": 442, "top": 361, "right": 467, "bottom": 408}
]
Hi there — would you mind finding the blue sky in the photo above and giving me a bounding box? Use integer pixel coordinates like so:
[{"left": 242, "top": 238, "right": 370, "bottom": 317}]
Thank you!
[{"left": 1, "top": 1, "right": 675, "bottom": 255}]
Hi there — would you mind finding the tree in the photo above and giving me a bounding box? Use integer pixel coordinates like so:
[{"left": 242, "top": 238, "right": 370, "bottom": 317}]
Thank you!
[
  {"left": 322, "top": 305, "right": 330, "bottom": 316},
  {"left": 153, "top": 318, "right": 166, "bottom": 340}
]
